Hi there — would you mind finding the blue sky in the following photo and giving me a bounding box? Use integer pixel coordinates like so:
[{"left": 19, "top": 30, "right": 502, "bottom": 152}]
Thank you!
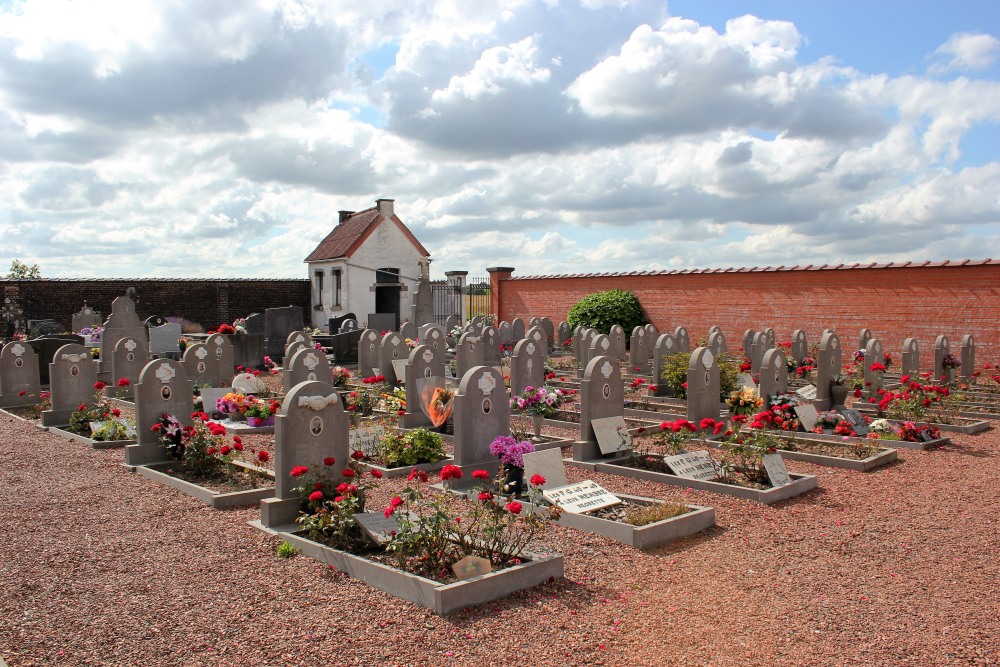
[{"left": 0, "top": 0, "right": 998, "bottom": 279}]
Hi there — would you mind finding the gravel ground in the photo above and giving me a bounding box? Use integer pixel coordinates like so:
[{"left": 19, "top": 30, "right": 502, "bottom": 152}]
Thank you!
[{"left": 1, "top": 413, "right": 998, "bottom": 667}]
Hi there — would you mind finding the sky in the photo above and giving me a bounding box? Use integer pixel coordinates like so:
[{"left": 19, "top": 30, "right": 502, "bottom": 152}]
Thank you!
[{"left": 0, "top": 0, "right": 998, "bottom": 280}]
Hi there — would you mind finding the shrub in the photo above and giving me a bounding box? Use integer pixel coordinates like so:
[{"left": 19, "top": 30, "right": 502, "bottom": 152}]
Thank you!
[
  {"left": 659, "top": 352, "right": 740, "bottom": 400},
  {"left": 566, "top": 289, "right": 646, "bottom": 334}
]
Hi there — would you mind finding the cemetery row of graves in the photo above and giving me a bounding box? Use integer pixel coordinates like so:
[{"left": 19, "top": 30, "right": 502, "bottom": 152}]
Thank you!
[{"left": 0, "top": 295, "right": 994, "bottom": 615}]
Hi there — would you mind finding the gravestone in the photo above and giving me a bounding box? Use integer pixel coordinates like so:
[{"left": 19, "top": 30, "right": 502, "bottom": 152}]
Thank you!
[
  {"left": 510, "top": 336, "right": 546, "bottom": 398},
  {"left": 144, "top": 315, "right": 168, "bottom": 328},
  {"left": 815, "top": 331, "right": 843, "bottom": 410},
  {"left": 418, "top": 324, "right": 446, "bottom": 359},
  {"left": 481, "top": 326, "right": 500, "bottom": 366},
  {"left": 99, "top": 296, "right": 148, "bottom": 375},
  {"left": 960, "top": 334, "right": 975, "bottom": 381},
  {"left": 264, "top": 306, "right": 304, "bottom": 361},
  {"left": 245, "top": 313, "right": 264, "bottom": 336},
  {"left": 588, "top": 335, "right": 613, "bottom": 376},
  {"left": 182, "top": 342, "right": 215, "bottom": 388},
  {"left": 664, "top": 451, "right": 718, "bottom": 481},
  {"left": 572, "top": 326, "right": 587, "bottom": 369},
  {"left": 629, "top": 327, "right": 650, "bottom": 375},
  {"left": 574, "top": 356, "right": 626, "bottom": 462},
  {"left": 511, "top": 318, "right": 526, "bottom": 342},
  {"left": 259, "top": 380, "right": 350, "bottom": 528},
  {"left": 687, "top": 347, "right": 721, "bottom": 425},
  {"left": 286, "top": 331, "right": 312, "bottom": 352},
  {"left": 149, "top": 323, "right": 183, "bottom": 357},
  {"left": 750, "top": 331, "right": 767, "bottom": 373},
  {"left": 358, "top": 329, "right": 381, "bottom": 377},
  {"left": 284, "top": 347, "right": 332, "bottom": 392},
  {"left": 762, "top": 327, "right": 776, "bottom": 350},
  {"left": 27, "top": 335, "right": 84, "bottom": 385},
  {"left": 557, "top": 322, "right": 571, "bottom": 350},
  {"left": 112, "top": 336, "right": 149, "bottom": 399},
  {"left": 933, "top": 335, "right": 949, "bottom": 381},
  {"left": 444, "top": 315, "right": 460, "bottom": 335},
  {"left": 232, "top": 372, "right": 268, "bottom": 395},
  {"left": 497, "top": 321, "right": 512, "bottom": 345},
  {"left": 339, "top": 319, "right": 359, "bottom": 333},
  {"left": 644, "top": 324, "right": 659, "bottom": 340},
  {"left": 793, "top": 403, "right": 819, "bottom": 432},
  {"left": 462, "top": 322, "right": 477, "bottom": 337},
  {"left": 578, "top": 328, "right": 600, "bottom": 377},
  {"left": 410, "top": 265, "right": 434, "bottom": 328},
  {"left": 72, "top": 305, "right": 102, "bottom": 333},
  {"left": 858, "top": 329, "right": 873, "bottom": 356},
  {"left": 523, "top": 448, "right": 568, "bottom": 490},
  {"left": 125, "top": 359, "right": 194, "bottom": 466},
  {"left": 673, "top": 326, "right": 690, "bottom": 353},
  {"left": 863, "top": 338, "right": 885, "bottom": 394},
  {"left": 232, "top": 333, "right": 265, "bottom": 371},
  {"left": 329, "top": 312, "right": 358, "bottom": 333},
  {"left": 742, "top": 330, "right": 756, "bottom": 357},
  {"left": 399, "top": 321, "right": 417, "bottom": 342},
  {"left": 708, "top": 325, "right": 721, "bottom": 336},
  {"left": 707, "top": 329, "right": 727, "bottom": 355},
  {"left": 378, "top": 332, "right": 409, "bottom": 386},
  {"left": 790, "top": 330, "right": 808, "bottom": 364},
  {"left": 402, "top": 344, "right": 445, "bottom": 428},
  {"left": 609, "top": 324, "right": 627, "bottom": 361},
  {"left": 41, "top": 343, "right": 99, "bottom": 427},
  {"left": 451, "top": 366, "right": 509, "bottom": 484},
  {"left": 28, "top": 320, "right": 66, "bottom": 338},
  {"left": 901, "top": 338, "right": 920, "bottom": 377},
  {"left": 205, "top": 333, "right": 235, "bottom": 386},
  {"left": 758, "top": 348, "right": 788, "bottom": 401},
  {"left": 0, "top": 342, "right": 41, "bottom": 409},
  {"left": 456, "top": 333, "right": 484, "bottom": 379},
  {"left": 538, "top": 317, "right": 555, "bottom": 351},
  {"left": 650, "top": 333, "right": 677, "bottom": 397},
  {"left": 284, "top": 341, "right": 307, "bottom": 362},
  {"left": 471, "top": 315, "right": 485, "bottom": 329}
]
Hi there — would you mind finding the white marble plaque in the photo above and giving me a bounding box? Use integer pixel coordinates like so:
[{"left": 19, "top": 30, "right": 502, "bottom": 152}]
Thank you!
[
  {"left": 839, "top": 408, "right": 869, "bottom": 436},
  {"left": 522, "top": 448, "right": 568, "bottom": 490},
  {"left": 663, "top": 450, "right": 718, "bottom": 481},
  {"left": 738, "top": 373, "right": 756, "bottom": 388},
  {"left": 795, "top": 384, "right": 818, "bottom": 401},
  {"left": 793, "top": 404, "right": 819, "bottom": 431},
  {"left": 543, "top": 480, "right": 622, "bottom": 514},
  {"left": 391, "top": 359, "right": 407, "bottom": 384},
  {"left": 349, "top": 425, "right": 387, "bottom": 457},
  {"left": 762, "top": 453, "right": 792, "bottom": 487},
  {"left": 354, "top": 512, "right": 401, "bottom": 545},
  {"left": 592, "top": 416, "right": 632, "bottom": 454}
]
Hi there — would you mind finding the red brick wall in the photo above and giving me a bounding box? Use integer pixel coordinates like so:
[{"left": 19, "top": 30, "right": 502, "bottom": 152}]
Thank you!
[
  {"left": 1, "top": 279, "right": 310, "bottom": 332},
  {"left": 496, "top": 264, "right": 1000, "bottom": 368}
]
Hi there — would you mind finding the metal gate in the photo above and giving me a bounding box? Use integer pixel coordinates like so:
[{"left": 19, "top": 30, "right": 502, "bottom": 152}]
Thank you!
[
  {"left": 465, "top": 275, "right": 490, "bottom": 320},
  {"left": 431, "top": 279, "right": 462, "bottom": 326}
]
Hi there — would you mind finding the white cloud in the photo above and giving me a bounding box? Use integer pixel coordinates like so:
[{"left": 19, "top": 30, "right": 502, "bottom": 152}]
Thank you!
[{"left": 931, "top": 32, "right": 1000, "bottom": 73}]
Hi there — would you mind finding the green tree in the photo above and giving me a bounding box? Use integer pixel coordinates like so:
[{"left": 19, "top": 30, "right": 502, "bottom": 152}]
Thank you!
[
  {"left": 566, "top": 289, "right": 647, "bottom": 334},
  {"left": 6, "top": 259, "right": 41, "bottom": 279}
]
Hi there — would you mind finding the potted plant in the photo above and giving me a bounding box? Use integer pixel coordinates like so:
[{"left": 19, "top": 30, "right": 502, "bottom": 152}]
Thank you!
[
  {"left": 830, "top": 374, "right": 850, "bottom": 407},
  {"left": 509, "top": 385, "right": 570, "bottom": 439},
  {"left": 244, "top": 397, "right": 282, "bottom": 427},
  {"left": 488, "top": 436, "right": 537, "bottom": 495}
]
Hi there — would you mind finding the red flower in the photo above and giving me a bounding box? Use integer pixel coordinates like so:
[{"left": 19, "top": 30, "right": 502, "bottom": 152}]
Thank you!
[
  {"left": 384, "top": 495, "right": 404, "bottom": 517},
  {"left": 506, "top": 501, "right": 523, "bottom": 515},
  {"left": 336, "top": 483, "right": 348, "bottom": 493},
  {"left": 341, "top": 468, "right": 356, "bottom": 478},
  {"left": 699, "top": 418, "right": 717, "bottom": 430},
  {"left": 854, "top": 389, "right": 862, "bottom": 398},
  {"left": 290, "top": 465, "right": 309, "bottom": 477},
  {"left": 407, "top": 468, "right": 429, "bottom": 483},
  {"left": 323, "top": 457, "right": 336, "bottom": 466},
  {"left": 351, "top": 450, "right": 364, "bottom": 460},
  {"left": 529, "top": 474, "right": 546, "bottom": 486},
  {"left": 18, "top": 391, "right": 26, "bottom": 397},
  {"left": 397, "top": 410, "right": 405, "bottom": 416},
  {"left": 440, "top": 464, "right": 463, "bottom": 481},
  {"left": 370, "top": 469, "right": 383, "bottom": 479},
  {"left": 257, "top": 450, "right": 270, "bottom": 463},
  {"left": 308, "top": 490, "right": 323, "bottom": 502},
  {"left": 77, "top": 403, "right": 86, "bottom": 411},
  {"left": 151, "top": 423, "right": 162, "bottom": 432},
  {"left": 207, "top": 447, "right": 217, "bottom": 455},
  {"left": 220, "top": 445, "right": 231, "bottom": 456},
  {"left": 472, "top": 470, "right": 490, "bottom": 480},
  {"left": 93, "top": 381, "right": 106, "bottom": 390},
  {"left": 117, "top": 378, "right": 130, "bottom": 387},
  {"left": 478, "top": 491, "right": 494, "bottom": 501},
  {"left": 233, "top": 437, "right": 243, "bottom": 451},
  {"left": 252, "top": 370, "right": 261, "bottom": 377}
]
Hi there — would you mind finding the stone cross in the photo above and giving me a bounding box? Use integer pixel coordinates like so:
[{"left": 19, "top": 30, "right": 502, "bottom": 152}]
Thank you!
[{"left": 687, "top": 347, "right": 720, "bottom": 425}]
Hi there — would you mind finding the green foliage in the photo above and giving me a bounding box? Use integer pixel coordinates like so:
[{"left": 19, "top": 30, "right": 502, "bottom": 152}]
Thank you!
[
  {"left": 275, "top": 541, "right": 299, "bottom": 559},
  {"left": 6, "top": 259, "right": 40, "bottom": 279},
  {"left": 566, "top": 289, "right": 646, "bottom": 334},
  {"left": 659, "top": 352, "right": 741, "bottom": 400},
  {"left": 379, "top": 428, "right": 446, "bottom": 467}
]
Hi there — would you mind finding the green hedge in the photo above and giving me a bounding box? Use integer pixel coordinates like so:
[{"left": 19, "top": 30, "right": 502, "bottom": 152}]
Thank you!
[{"left": 566, "top": 289, "right": 647, "bottom": 334}]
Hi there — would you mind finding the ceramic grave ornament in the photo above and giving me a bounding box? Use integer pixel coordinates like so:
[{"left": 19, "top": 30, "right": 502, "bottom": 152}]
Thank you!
[
  {"left": 0, "top": 341, "right": 41, "bottom": 408},
  {"left": 629, "top": 327, "right": 650, "bottom": 375},
  {"left": 609, "top": 324, "right": 627, "bottom": 361},
  {"left": 455, "top": 332, "right": 484, "bottom": 379},
  {"left": 451, "top": 366, "right": 509, "bottom": 485},
  {"left": 575, "top": 355, "right": 626, "bottom": 462},
  {"left": 112, "top": 336, "right": 148, "bottom": 399},
  {"left": 707, "top": 329, "right": 727, "bottom": 355},
  {"left": 259, "top": 380, "right": 350, "bottom": 528},
  {"left": 650, "top": 333, "right": 678, "bottom": 399},
  {"left": 758, "top": 348, "right": 788, "bottom": 401},
  {"left": 402, "top": 344, "right": 445, "bottom": 428},
  {"left": 379, "top": 332, "right": 409, "bottom": 386},
  {"left": 687, "top": 347, "right": 720, "bottom": 425},
  {"left": 482, "top": 326, "right": 500, "bottom": 366},
  {"left": 125, "top": 359, "right": 194, "bottom": 466},
  {"left": 41, "top": 343, "right": 98, "bottom": 427},
  {"left": 358, "top": 329, "right": 381, "bottom": 377},
  {"left": 815, "top": 331, "right": 843, "bottom": 410},
  {"left": 284, "top": 347, "right": 332, "bottom": 392},
  {"left": 960, "top": 334, "right": 975, "bottom": 381},
  {"left": 791, "top": 330, "right": 808, "bottom": 364},
  {"left": 511, "top": 318, "right": 526, "bottom": 342},
  {"left": 510, "top": 336, "right": 546, "bottom": 397},
  {"left": 182, "top": 342, "right": 215, "bottom": 388},
  {"left": 901, "top": 338, "right": 920, "bottom": 377},
  {"left": 99, "top": 295, "right": 148, "bottom": 375},
  {"left": 858, "top": 329, "right": 873, "bottom": 355},
  {"left": 863, "top": 338, "right": 885, "bottom": 394},
  {"left": 934, "top": 335, "right": 950, "bottom": 381}
]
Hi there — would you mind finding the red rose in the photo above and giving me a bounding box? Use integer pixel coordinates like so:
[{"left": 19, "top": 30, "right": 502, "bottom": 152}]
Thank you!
[
  {"left": 472, "top": 470, "right": 490, "bottom": 480},
  {"left": 854, "top": 389, "right": 862, "bottom": 398},
  {"left": 529, "top": 474, "right": 546, "bottom": 486},
  {"left": 18, "top": 391, "right": 26, "bottom": 397},
  {"left": 351, "top": 450, "right": 364, "bottom": 460},
  {"left": 93, "top": 381, "right": 106, "bottom": 390},
  {"left": 323, "top": 457, "right": 336, "bottom": 466},
  {"left": 77, "top": 403, "right": 86, "bottom": 411},
  {"left": 308, "top": 491, "right": 323, "bottom": 502},
  {"left": 257, "top": 450, "right": 270, "bottom": 463},
  {"left": 117, "top": 378, "right": 130, "bottom": 387},
  {"left": 506, "top": 501, "right": 523, "bottom": 515},
  {"left": 370, "top": 469, "right": 383, "bottom": 479},
  {"left": 220, "top": 445, "right": 231, "bottom": 456},
  {"left": 290, "top": 465, "right": 309, "bottom": 477},
  {"left": 407, "top": 468, "right": 429, "bottom": 483},
  {"left": 341, "top": 468, "right": 355, "bottom": 478},
  {"left": 478, "top": 491, "right": 494, "bottom": 501},
  {"left": 207, "top": 447, "right": 217, "bottom": 455}
]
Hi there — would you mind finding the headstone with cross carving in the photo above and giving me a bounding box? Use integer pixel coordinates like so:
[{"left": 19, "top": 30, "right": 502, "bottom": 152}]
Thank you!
[
  {"left": 99, "top": 296, "right": 148, "bottom": 377},
  {"left": 0, "top": 341, "right": 41, "bottom": 408},
  {"left": 574, "top": 355, "right": 627, "bottom": 462},
  {"left": 41, "top": 343, "right": 99, "bottom": 427},
  {"left": 125, "top": 359, "right": 194, "bottom": 466},
  {"left": 284, "top": 347, "right": 332, "bottom": 392},
  {"left": 451, "top": 366, "right": 509, "bottom": 485},
  {"left": 901, "top": 338, "right": 920, "bottom": 377},
  {"left": 455, "top": 332, "right": 484, "bottom": 380},
  {"left": 687, "top": 347, "right": 721, "bottom": 425},
  {"left": 402, "top": 344, "right": 445, "bottom": 428},
  {"left": 112, "top": 336, "right": 149, "bottom": 399},
  {"left": 379, "top": 332, "right": 409, "bottom": 386},
  {"left": 510, "top": 335, "right": 546, "bottom": 397}
]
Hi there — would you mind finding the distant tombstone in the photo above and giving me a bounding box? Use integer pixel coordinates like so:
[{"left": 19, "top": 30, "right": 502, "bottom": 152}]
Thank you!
[
  {"left": 758, "top": 348, "right": 788, "bottom": 401},
  {"left": 742, "top": 330, "right": 756, "bottom": 356},
  {"left": 858, "top": 329, "right": 873, "bottom": 355},
  {"left": 284, "top": 341, "right": 307, "bottom": 362},
  {"left": 673, "top": 326, "right": 690, "bottom": 353},
  {"left": 462, "top": 322, "right": 477, "bottom": 337},
  {"left": 840, "top": 409, "right": 869, "bottom": 437},
  {"left": 933, "top": 335, "right": 949, "bottom": 380},
  {"left": 358, "top": 329, "right": 381, "bottom": 377},
  {"left": 629, "top": 327, "right": 650, "bottom": 375},
  {"left": 339, "top": 319, "right": 359, "bottom": 333},
  {"left": 444, "top": 315, "right": 460, "bottom": 335},
  {"left": 99, "top": 296, "right": 148, "bottom": 373},
  {"left": 205, "top": 334, "right": 235, "bottom": 385},
  {"left": 815, "top": 331, "right": 843, "bottom": 410},
  {"left": 259, "top": 381, "right": 350, "bottom": 528},
  {"left": 471, "top": 315, "right": 485, "bottom": 329},
  {"left": 125, "top": 359, "right": 194, "bottom": 467},
  {"left": 537, "top": 317, "right": 554, "bottom": 351},
  {"left": 644, "top": 324, "right": 659, "bottom": 340},
  {"left": 112, "top": 336, "right": 149, "bottom": 399},
  {"left": 708, "top": 325, "right": 722, "bottom": 336},
  {"left": 419, "top": 324, "right": 446, "bottom": 358},
  {"left": 481, "top": 326, "right": 500, "bottom": 366},
  {"left": 511, "top": 318, "right": 526, "bottom": 342},
  {"left": 901, "top": 338, "right": 920, "bottom": 377},
  {"left": 41, "top": 344, "right": 98, "bottom": 428},
  {"left": 264, "top": 306, "right": 304, "bottom": 361},
  {"left": 232, "top": 372, "right": 268, "bottom": 395},
  {"left": 863, "top": 338, "right": 884, "bottom": 393},
  {"left": 687, "top": 347, "right": 720, "bottom": 425},
  {"left": 750, "top": 332, "right": 767, "bottom": 373},
  {"left": 144, "top": 315, "right": 168, "bottom": 328},
  {"left": 608, "top": 325, "right": 627, "bottom": 361},
  {"left": 510, "top": 336, "right": 546, "bottom": 397},
  {"left": 28, "top": 320, "right": 66, "bottom": 338},
  {"left": 790, "top": 330, "right": 808, "bottom": 364},
  {"left": 329, "top": 312, "right": 358, "bottom": 333},
  {"left": 72, "top": 306, "right": 102, "bottom": 332},
  {"left": 182, "top": 342, "right": 215, "bottom": 388},
  {"left": 588, "top": 335, "right": 613, "bottom": 373},
  {"left": 960, "top": 334, "right": 975, "bottom": 381},
  {"left": 762, "top": 327, "right": 776, "bottom": 350},
  {"left": 497, "top": 321, "right": 513, "bottom": 345},
  {"left": 402, "top": 344, "right": 445, "bottom": 429},
  {"left": 286, "top": 331, "right": 312, "bottom": 351},
  {"left": 399, "top": 321, "right": 417, "bottom": 342},
  {"left": 707, "top": 330, "right": 727, "bottom": 356},
  {"left": 523, "top": 448, "right": 569, "bottom": 490},
  {"left": 574, "top": 356, "right": 626, "bottom": 462},
  {"left": 245, "top": 313, "right": 264, "bottom": 336},
  {"left": 378, "top": 332, "right": 409, "bottom": 386},
  {"left": 650, "top": 333, "right": 677, "bottom": 398},
  {"left": 451, "top": 367, "right": 509, "bottom": 484},
  {"left": 572, "top": 326, "right": 587, "bottom": 368},
  {"left": 284, "top": 347, "right": 332, "bottom": 392},
  {"left": 26, "top": 335, "right": 84, "bottom": 385},
  {"left": 557, "top": 322, "right": 571, "bottom": 350},
  {"left": 0, "top": 342, "right": 41, "bottom": 408},
  {"left": 148, "top": 323, "right": 182, "bottom": 356},
  {"left": 578, "top": 328, "right": 600, "bottom": 377},
  {"left": 529, "top": 317, "right": 543, "bottom": 331},
  {"left": 456, "top": 333, "right": 484, "bottom": 379},
  {"left": 232, "top": 333, "right": 265, "bottom": 371}
]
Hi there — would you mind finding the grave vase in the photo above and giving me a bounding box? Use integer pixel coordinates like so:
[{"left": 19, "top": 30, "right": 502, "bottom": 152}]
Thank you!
[
  {"left": 830, "top": 384, "right": 849, "bottom": 408},
  {"left": 531, "top": 414, "right": 544, "bottom": 440},
  {"left": 246, "top": 416, "right": 275, "bottom": 428},
  {"left": 502, "top": 465, "right": 524, "bottom": 496}
]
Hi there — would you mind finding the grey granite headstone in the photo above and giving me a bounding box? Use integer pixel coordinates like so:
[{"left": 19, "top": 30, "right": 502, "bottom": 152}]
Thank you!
[
  {"left": 232, "top": 333, "right": 265, "bottom": 371},
  {"left": 790, "top": 329, "right": 808, "bottom": 364},
  {"left": 284, "top": 341, "right": 307, "bottom": 363},
  {"left": 644, "top": 324, "right": 659, "bottom": 340},
  {"left": 112, "top": 336, "right": 149, "bottom": 399},
  {"left": 650, "top": 333, "right": 677, "bottom": 398},
  {"left": 815, "top": 331, "right": 843, "bottom": 410},
  {"left": 264, "top": 306, "right": 304, "bottom": 361},
  {"left": 451, "top": 366, "right": 509, "bottom": 485},
  {"left": 578, "top": 328, "right": 599, "bottom": 377},
  {"left": 558, "top": 321, "right": 571, "bottom": 350},
  {"left": 481, "top": 326, "right": 500, "bottom": 366},
  {"left": 339, "top": 318, "right": 359, "bottom": 333},
  {"left": 402, "top": 344, "right": 445, "bottom": 428},
  {"left": 750, "top": 331, "right": 767, "bottom": 373},
  {"left": 762, "top": 327, "right": 776, "bottom": 350},
  {"left": 41, "top": 343, "right": 99, "bottom": 427},
  {"left": 205, "top": 333, "right": 235, "bottom": 386},
  {"left": 629, "top": 327, "right": 650, "bottom": 375},
  {"left": 574, "top": 355, "right": 626, "bottom": 462},
  {"left": 858, "top": 329, "right": 873, "bottom": 356},
  {"left": 511, "top": 318, "right": 526, "bottom": 342},
  {"left": 245, "top": 313, "right": 264, "bottom": 336},
  {"left": 471, "top": 315, "right": 485, "bottom": 330},
  {"left": 863, "top": 338, "right": 884, "bottom": 394},
  {"left": 960, "top": 334, "right": 975, "bottom": 381},
  {"left": 758, "top": 348, "right": 788, "bottom": 401},
  {"left": 27, "top": 335, "right": 84, "bottom": 385},
  {"left": 510, "top": 335, "right": 546, "bottom": 398},
  {"left": 71, "top": 305, "right": 102, "bottom": 333},
  {"left": 901, "top": 338, "right": 920, "bottom": 377},
  {"left": 99, "top": 296, "right": 148, "bottom": 375},
  {"left": 399, "top": 321, "right": 417, "bottom": 342},
  {"left": 379, "top": 332, "right": 409, "bottom": 386},
  {"left": 444, "top": 315, "right": 460, "bottom": 335},
  {"left": 182, "top": 342, "right": 215, "bottom": 388},
  {"left": 358, "top": 329, "right": 381, "bottom": 377},
  {"left": 149, "top": 323, "right": 182, "bottom": 356},
  {"left": 589, "top": 335, "right": 613, "bottom": 372},
  {"left": 673, "top": 326, "right": 690, "bottom": 353},
  {"left": 539, "top": 317, "right": 555, "bottom": 351},
  {"left": 687, "top": 347, "right": 720, "bottom": 425},
  {"left": 934, "top": 335, "right": 949, "bottom": 381},
  {"left": 286, "top": 330, "right": 312, "bottom": 352},
  {"left": 259, "top": 380, "right": 350, "bottom": 528},
  {"left": 419, "top": 324, "right": 446, "bottom": 359},
  {"left": 742, "top": 330, "right": 756, "bottom": 358},
  {"left": 608, "top": 324, "right": 627, "bottom": 361},
  {"left": 0, "top": 342, "right": 41, "bottom": 408},
  {"left": 125, "top": 359, "right": 194, "bottom": 466},
  {"left": 497, "top": 321, "right": 512, "bottom": 345},
  {"left": 707, "top": 329, "right": 727, "bottom": 355},
  {"left": 456, "top": 333, "right": 484, "bottom": 379},
  {"left": 284, "top": 347, "right": 332, "bottom": 393}
]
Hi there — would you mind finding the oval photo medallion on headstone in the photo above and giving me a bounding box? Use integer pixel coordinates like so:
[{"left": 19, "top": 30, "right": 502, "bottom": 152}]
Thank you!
[
  {"left": 71, "top": 365, "right": 80, "bottom": 377},
  {"left": 161, "top": 386, "right": 172, "bottom": 400},
  {"left": 482, "top": 398, "right": 491, "bottom": 414},
  {"left": 603, "top": 383, "right": 611, "bottom": 398},
  {"left": 424, "top": 367, "right": 432, "bottom": 378},
  {"left": 14, "top": 358, "right": 22, "bottom": 368},
  {"left": 216, "top": 348, "right": 222, "bottom": 357},
  {"left": 310, "top": 416, "right": 323, "bottom": 435},
  {"left": 198, "top": 362, "right": 206, "bottom": 372},
  {"left": 308, "top": 372, "right": 316, "bottom": 381},
  {"left": 370, "top": 343, "right": 375, "bottom": 351},
  {"left": 705, "top": 371, "right": 711, "bottom": 385},
  {"left": 127, "top": 353, "right": 134, "bottom": 362},
  {"left": 393, "top": 350, "right": 399, "bottom": 358}
]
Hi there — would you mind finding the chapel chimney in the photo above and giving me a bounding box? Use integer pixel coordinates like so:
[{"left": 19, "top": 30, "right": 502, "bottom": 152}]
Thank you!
[
  {"left": 338, "top": 210, "right": 354, "bottom": 224},
  {"left": 376, "top": 198, "right": 395, "bottom": 217}
]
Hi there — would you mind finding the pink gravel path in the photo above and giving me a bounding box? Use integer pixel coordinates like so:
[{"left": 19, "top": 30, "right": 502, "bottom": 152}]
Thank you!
[{"left": 1, "top": 413, "right": 997, "bottom": 667}]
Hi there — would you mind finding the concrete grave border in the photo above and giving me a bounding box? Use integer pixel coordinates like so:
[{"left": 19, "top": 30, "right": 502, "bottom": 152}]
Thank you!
[{"left": 135, "top": 462, "right": 275, "bottom": 509}]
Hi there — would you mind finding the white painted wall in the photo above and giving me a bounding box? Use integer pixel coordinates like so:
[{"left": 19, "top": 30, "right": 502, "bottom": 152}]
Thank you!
[{"left": 307, "top": 218, "right": 425, "bottom": 330}]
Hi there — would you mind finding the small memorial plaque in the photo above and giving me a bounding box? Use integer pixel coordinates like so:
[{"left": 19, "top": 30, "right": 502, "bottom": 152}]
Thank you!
[
  {"left": 663, "top": 450, "right": 718, "bottom": 481},
  {"left": 839, "top": 409, "right": 869, "bottom": 436},
  {"left": 354, "top": 512, "right": 402, "bottom": 546},
  {"left": 793, "top": 404, "right": 819, "bottom": 432},
  {"left": 452, "top": 555, "right": 493, "bottom": 580},
  {"left": 391, "top": 359, "right": 407, "bottom": 384},
  {"left": 349, "top": 425, "right": 387, "bottom": 457},
  {"left": 795, "top": 384, "right": 818, "bottom": 401},
  {"left": 543, "top": 480, "right": 622, "bottom": 514},
  {"left": 762, "top": 453, "right": 792, "bottom": 487},
  {"left": 738, "top": 373, "right": 756, "bottom": 388},
  {"left": 592, "top": 416, "right": 632, "bottom": 455},
  {"left": 522, "top": 449, "right": 568, "bottom": 490}
]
